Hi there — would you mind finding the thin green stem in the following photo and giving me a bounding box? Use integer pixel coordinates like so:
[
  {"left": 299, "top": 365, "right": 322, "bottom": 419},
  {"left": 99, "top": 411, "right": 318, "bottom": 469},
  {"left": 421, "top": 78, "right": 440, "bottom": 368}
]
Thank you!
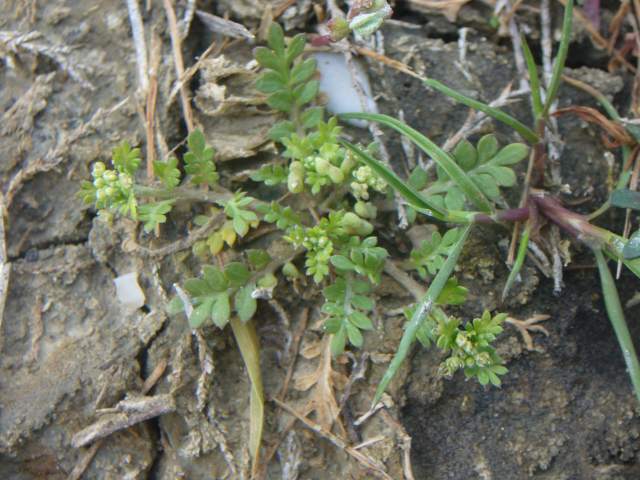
[
  {"left": 372, "top": 223, "right": 473, "bottom": 406},
  {"left": 593, "top": 249, "right": 640, "bottom": 404}
]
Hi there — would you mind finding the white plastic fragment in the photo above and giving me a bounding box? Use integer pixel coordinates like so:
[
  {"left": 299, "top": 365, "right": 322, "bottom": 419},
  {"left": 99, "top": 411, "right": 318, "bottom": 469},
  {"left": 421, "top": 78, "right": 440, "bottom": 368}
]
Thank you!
[
  {"left": 313, "top": 52, "right": 377, "bottom": 128},
  {"left": 113, "top": 272, "right": 146, "bottom": 310}
]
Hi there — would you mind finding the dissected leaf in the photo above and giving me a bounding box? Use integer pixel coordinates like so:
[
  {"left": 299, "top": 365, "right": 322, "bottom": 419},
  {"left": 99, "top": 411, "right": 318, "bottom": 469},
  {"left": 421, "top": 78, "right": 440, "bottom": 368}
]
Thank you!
[
  {"left": 138, "top": 200, "right": 174, "bottom": 232},
  {"left": 153, "top": 157, "right": 181, "bottom": 189},
  {"left": 112, "top": 141, "right": 141, "bottom": 175},
  {"left": 184, "top": 129, "right": 218, "bottom": 186}
]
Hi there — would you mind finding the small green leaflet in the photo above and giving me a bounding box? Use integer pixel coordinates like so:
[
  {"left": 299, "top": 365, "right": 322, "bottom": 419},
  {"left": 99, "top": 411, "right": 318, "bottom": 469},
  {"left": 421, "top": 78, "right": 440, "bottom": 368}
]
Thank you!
[
  {"left": 139, "top": 200, "right": 175, "bottom": 232},
  {"left": 112, "top": 141, "right": 141, "bottom": 175},
  {"left": 184, "top": 129, "right": 218, "bottom": 187},
  {"left": 153, "top": 157, "right": 181, "bottom": 189}
]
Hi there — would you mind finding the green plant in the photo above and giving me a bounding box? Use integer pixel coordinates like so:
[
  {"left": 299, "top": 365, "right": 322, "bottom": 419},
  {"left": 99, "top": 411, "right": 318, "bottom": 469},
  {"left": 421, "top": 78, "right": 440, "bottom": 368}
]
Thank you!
[{"left": 80, "top": 0, "right": 640, "bottom": 471}]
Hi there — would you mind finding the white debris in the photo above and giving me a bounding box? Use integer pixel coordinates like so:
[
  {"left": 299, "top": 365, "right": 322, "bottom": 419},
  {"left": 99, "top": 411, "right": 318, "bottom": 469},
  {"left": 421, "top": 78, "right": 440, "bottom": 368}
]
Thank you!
[
  {"left": 313, "top": 52, "right": 377, "bottom": 128},
  {"left": 113, "top": 272, "right": 146, "bottom": 310}
]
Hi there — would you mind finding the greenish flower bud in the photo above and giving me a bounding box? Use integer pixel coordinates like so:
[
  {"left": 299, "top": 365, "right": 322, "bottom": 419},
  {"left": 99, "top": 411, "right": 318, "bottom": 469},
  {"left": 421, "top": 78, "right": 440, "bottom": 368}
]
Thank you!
[
  {"left": 94, "top": 178, "right": 105, "bottom": 188},
  {"left": 354, "top": 201, "right": 377, "bottom": 219},
  {"left": 340, "top": 152, "right": 356, "bottom": 174},
  {"left": 340, "top": 212, "right": 373, "bottom": 236},
  {"left": 350, "top": 181, "right": 369, "bottom": 200},
  {"left": 104, "top": 187, "right": 116, "bottom": 197},
  {"left": 288, "top": 161, "right": 305, "bottom": 193},
  {"left": 314, "top": 156, "right": 331, "bottom": 175},
  {"left": 327, "top": 166, "right": 344, "bottom": 183},
  {"left": 103, "top": 170, "right": 117, "bottom": 183},
  {"left": 92, "top": 162, "right": 106, "bottom": 176},
  {"left": 119, "top": 173, "right": 133, "bottom": 188},
  {"left": 475, "top": 352, "right": 492, "bottom": 367},
  {"left": 96, "top": 190, "right": 107, "bottom": 201}
]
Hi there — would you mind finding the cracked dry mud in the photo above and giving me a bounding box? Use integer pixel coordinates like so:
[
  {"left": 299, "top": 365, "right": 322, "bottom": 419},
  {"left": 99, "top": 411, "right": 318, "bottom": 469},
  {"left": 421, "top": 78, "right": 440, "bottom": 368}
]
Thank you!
[{"left": 1, "top": 1, "right": 639, "bottom": 479}]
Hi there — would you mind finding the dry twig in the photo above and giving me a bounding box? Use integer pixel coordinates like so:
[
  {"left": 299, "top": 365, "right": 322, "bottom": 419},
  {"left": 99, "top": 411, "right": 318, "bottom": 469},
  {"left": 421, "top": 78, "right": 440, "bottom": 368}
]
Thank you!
[{"left": 163, "top": 0, "right": 195, "bottom": 132}]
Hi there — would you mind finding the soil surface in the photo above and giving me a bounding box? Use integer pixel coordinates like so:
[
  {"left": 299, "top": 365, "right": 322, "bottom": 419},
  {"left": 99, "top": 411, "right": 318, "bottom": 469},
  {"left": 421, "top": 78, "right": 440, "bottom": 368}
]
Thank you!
[{"left": 1, "top": 1, "right": 639, "bottom": 479}]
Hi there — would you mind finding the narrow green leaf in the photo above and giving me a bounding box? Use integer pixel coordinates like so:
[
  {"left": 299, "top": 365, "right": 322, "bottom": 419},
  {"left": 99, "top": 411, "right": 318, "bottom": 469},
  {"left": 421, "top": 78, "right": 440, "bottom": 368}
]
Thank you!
[
  {"left": 373, "top": 223, "right": 473, "bottom": 406},
  {"left": 542, "top": 0, "right": 573, "bottom": 116},
  {"left": 339, "top": 113, "right": 494, "bottom": 213},
  {"left": 593, "top": 248, "right": 640, "bottom": 403},
  {"left": 521, "top": 34, "right": 543, "bottom": 118},
  {"left": 422, "top": 79, "right": 540, "bottom": 144}
]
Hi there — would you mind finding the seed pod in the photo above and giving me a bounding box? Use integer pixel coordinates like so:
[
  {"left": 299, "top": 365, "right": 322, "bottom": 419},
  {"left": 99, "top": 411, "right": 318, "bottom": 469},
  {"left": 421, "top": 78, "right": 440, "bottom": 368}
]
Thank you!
[
  {"left": 341, "top": 212, "right": 373, "bottom": 236},
  {"left": 288, "top": 161, "right": 305, "bottom": 193},
  {"left": 354, "top": 201, "right": 377, "bottom": 219}
]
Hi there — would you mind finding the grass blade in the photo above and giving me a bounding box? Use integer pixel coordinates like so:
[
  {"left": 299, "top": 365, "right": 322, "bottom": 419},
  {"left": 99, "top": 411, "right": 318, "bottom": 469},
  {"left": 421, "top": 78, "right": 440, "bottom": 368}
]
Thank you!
[
  {"left": 521, "top": 35, "right": 543, "bottom": 119},
  {"left": 372, "top": 223, "right": 473, "bottom": 406},
  {"left": 340, "top": 113, "right": 494, "bottom": 213},
  {"left": 502, "top": 222, "right": 531, "bottom": 300},
  {"left": 542, "top": 0, "right": 573, "bottom": 116},
  {"left": 593, "top": 248, "right": 640, "bottom": 404},
  {"left": 230, "top": 317, "right": 264, "bottom": 474},
  {"left": 421, "top": 79, "right": 540, "bottom": 144}
]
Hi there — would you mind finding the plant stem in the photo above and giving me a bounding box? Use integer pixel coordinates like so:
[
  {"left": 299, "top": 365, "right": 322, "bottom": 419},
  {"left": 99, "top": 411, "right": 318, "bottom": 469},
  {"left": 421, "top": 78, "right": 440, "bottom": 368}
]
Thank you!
[
  {"left": 593, "top": 249, "right": 640, "bottom": 404},
  {"left": 134, "top": 185, "right": 232, "bottom": 204}
]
